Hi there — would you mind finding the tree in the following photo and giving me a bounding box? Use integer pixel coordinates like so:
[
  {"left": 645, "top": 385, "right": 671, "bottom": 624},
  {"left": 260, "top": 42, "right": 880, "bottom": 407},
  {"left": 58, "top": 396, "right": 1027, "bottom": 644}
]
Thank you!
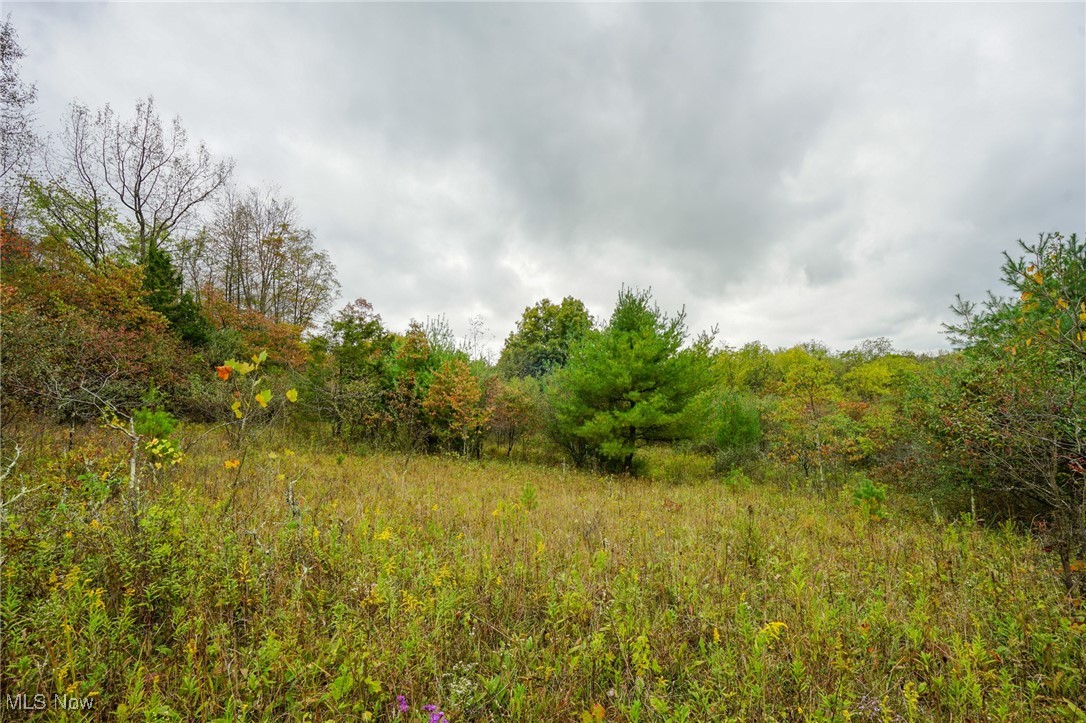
[
  {"left": 485, "top": 376, "right": 543, "bottom": 456},
  {"left": 386, "top": 321, "right": 441, "bottom": 451},
  {"left": 28, "top": 103, "right": 127, "bottom": 265},
  {"left": 102, "top": 96, "right": 233, "bottom": 261},
  {"left": 0, "top": 16, "right": 39, "bottom": 231},
  {"left": 713, "top": 341, "right": 779, "bottom": 393},
  {"left": 711, "top": 389, "right": 763, "bottom": 471},
  {"left": 940, "top": 232, "right": 1085, "bottom": 590},
  {"left": 548, "top": 287, "right": 713, "bottom": 472},
  {"left": 193, "top": 185, "right": 338, "bottom": 330},
  {"left": 309, "top": 298, "right": 396, "bottom": 440},
  {"left": 143, "top": 240, "right": 211, "bottom": 347},
  {"left": 423, "top": 358, "right": 489, "bottom": 457},
  {"left": 47, "top": 96, "right": 232, "bottom": 264},
  {"left": 766, "top": 347, "right": 841, "bottom": 486},
  {"left": 498, "top": 296, "right": 593, "bottom": 378}
]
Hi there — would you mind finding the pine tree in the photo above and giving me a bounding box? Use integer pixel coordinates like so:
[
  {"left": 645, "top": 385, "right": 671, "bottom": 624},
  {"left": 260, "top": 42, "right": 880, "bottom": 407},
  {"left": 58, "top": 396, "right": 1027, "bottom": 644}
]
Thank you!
[
  {"left": 143, "top": 241, "right": 211, "bottom": 347},
  {"left": 548, "top": 287, "right": 713, "bottom": 472}
]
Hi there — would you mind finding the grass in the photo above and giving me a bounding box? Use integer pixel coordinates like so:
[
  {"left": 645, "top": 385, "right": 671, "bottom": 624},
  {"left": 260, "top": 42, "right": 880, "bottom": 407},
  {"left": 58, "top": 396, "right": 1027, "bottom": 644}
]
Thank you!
[{"left": 2, "top": 423, "right": 1085, "bottom": 721}]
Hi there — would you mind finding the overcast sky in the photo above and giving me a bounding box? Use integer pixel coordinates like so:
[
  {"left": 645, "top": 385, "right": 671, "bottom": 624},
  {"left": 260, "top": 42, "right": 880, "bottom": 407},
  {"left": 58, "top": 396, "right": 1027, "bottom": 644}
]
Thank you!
[{"left": 9, "top": 2, "right": 1085, "bottom": 355}]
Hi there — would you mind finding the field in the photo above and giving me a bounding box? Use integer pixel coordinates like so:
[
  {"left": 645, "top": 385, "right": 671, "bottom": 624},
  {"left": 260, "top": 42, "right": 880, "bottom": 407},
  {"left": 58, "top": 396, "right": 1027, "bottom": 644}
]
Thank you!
[{"left": 2, "top": 425, "right": 1085, "bottom": 721}]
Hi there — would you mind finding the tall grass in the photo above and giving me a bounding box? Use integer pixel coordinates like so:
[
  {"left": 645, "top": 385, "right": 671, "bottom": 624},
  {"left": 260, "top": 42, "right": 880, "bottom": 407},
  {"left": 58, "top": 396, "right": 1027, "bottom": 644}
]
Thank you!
[{"left": 2, "top": 424, "right": 1084, "bottom": 720}]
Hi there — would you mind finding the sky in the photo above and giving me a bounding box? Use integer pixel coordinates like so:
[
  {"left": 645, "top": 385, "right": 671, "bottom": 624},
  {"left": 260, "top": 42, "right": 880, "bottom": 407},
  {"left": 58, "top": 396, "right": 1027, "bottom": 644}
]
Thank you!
[{"left": 8, "top": 2, "right": 1085, "bottom": 356}]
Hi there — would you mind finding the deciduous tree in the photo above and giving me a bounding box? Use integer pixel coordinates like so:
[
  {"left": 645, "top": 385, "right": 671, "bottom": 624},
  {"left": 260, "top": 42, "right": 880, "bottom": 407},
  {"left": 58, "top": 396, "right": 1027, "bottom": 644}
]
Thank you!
[
  {"left": 423, "top": 358, "right": 488, "bottom": 457},
  {"left": 499, "top": 296, "right": 593, "bottom": 378},
  {"left": 0, "top": 16, "right": 39, "bottom": 231}
]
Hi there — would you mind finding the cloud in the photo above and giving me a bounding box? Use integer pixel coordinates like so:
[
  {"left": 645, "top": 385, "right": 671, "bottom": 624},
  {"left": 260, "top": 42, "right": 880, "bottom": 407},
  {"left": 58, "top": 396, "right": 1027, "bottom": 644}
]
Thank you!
[{"left": 10, "top": 2, "right": 1084, "bottom": 354}]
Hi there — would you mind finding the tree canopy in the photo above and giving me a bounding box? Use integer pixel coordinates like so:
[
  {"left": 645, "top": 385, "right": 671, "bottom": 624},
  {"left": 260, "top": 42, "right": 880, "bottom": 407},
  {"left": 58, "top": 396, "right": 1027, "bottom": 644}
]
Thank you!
[{"left": 498, "top": 296, "right": 593, "bottom": 378}]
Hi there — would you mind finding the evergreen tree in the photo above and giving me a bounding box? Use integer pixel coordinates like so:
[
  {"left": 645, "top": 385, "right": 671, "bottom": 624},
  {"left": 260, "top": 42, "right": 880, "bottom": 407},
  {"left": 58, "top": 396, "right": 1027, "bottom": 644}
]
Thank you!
[
  {"left": 143, "top": 241, "right": 211, "bottom": 347},
  {"left": 548, "top": 287, "right": 713, "bottom": 472}
]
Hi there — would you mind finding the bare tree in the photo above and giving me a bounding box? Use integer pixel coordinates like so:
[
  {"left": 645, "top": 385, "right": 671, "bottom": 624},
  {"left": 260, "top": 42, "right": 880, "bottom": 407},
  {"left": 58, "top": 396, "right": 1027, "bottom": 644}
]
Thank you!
[
  {"left": 95, "top": 96, "right": 233, "bottom": 261},
  {"left": 195, "top": 185, "right": 339, "bottom": 329},
  {"left": 39, "top": 95, "right": 232, "bottom": 263},
  {"left": 30, "top": 103, "right": 121, "bottom": 265},
  {"left": 0, "top": 15, "right": 39, "bottom": 230}
]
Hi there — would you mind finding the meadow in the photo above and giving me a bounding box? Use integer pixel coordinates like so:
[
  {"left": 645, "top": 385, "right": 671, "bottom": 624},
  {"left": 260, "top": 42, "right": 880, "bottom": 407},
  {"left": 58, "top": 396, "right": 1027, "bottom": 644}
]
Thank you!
[{"left": 2, "top": 424, "right": 1084, "bottom": 722}]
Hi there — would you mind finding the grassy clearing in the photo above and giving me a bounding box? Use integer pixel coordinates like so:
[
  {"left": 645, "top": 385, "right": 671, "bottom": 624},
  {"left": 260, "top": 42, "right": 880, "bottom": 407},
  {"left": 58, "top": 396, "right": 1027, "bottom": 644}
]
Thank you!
[{"left": 2, "top": 425, "right": 1084, "bottom": 721}]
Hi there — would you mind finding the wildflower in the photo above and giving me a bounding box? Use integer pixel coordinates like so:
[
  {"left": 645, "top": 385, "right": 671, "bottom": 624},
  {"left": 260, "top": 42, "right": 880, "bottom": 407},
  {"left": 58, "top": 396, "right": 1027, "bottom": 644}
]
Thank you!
[
  {"left": 224, "top": 459, "right": 240, "bottom": 469},
  {"left": 396, "top": 695, "right": 409, "bottom": 714},
  {"left": 422, "top": 704, "right": 448, "bottom": 723}
]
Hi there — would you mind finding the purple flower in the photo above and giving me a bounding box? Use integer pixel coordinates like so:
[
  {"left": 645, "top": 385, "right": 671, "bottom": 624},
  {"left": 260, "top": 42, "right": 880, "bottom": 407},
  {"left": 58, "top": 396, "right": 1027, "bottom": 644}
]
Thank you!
[
  {"left": 396, "top": 695, "right": 409, "bottom": 714},
  {"left": 422, "top": 704, "right": 448, "bottom": 723}
]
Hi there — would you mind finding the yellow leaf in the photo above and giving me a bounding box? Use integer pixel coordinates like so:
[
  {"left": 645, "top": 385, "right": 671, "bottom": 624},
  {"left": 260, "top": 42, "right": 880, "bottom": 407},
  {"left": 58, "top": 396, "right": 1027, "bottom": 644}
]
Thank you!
[
  {"left": 286, "top": 388, "right": 298, "bottom": 403},
  {"left": 231, "top": 401, "right": 242, "bottom": 419},
  {"left": 255, "top": 389, "right": 272, "bottom": 408},
  {"left": 224, "top": 459, "right": 240, "bottom": 469}
]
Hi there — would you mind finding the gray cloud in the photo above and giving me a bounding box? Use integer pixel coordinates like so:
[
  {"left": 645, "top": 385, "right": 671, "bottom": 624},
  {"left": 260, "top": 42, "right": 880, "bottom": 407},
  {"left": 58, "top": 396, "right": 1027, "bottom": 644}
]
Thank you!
[{"left": 10, "top": 2, "right": 1084, "bottom": 354}]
